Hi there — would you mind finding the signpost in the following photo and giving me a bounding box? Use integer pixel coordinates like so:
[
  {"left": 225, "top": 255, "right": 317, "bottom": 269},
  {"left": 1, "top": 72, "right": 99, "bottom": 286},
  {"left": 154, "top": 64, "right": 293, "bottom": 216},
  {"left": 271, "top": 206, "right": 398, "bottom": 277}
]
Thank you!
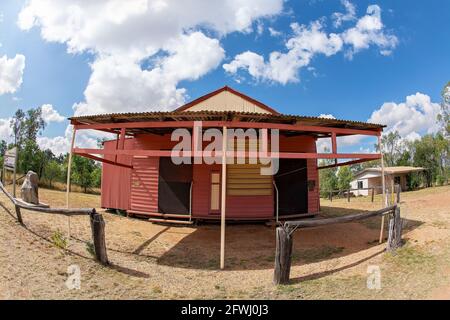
[{"left": 3, "top": 147, "right": 18, "bottom": 197}]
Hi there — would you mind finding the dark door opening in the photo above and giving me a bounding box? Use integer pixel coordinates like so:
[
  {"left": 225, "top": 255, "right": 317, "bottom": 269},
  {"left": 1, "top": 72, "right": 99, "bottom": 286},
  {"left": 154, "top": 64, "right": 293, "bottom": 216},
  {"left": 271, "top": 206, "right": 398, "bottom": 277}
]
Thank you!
[
  {"left": 158, "top": 158, "right": 192, "bottom": 214},
  {"left": 274, "top": 159, "right": 308, "bottom": 215}
]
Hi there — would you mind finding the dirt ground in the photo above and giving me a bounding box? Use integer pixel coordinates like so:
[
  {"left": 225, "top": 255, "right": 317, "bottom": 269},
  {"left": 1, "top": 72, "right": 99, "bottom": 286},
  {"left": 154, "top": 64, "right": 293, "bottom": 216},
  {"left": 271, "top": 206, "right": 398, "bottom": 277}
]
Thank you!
[{"left": 0, "top": 185, "right": 449, "bottom": 299}]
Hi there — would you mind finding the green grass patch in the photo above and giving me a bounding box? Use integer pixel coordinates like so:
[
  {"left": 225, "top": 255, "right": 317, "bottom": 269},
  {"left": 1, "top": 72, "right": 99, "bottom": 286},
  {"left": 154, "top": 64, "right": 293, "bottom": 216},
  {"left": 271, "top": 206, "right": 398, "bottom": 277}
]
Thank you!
[{"left": 50, "top": 229, "right": 67, "bottom": 249}]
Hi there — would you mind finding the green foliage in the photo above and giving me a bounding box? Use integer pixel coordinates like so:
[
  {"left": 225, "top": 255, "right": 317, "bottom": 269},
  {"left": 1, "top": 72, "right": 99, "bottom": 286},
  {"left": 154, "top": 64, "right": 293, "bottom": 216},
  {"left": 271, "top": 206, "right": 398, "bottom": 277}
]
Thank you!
[
  {"left": 43, "top": 160, "right": 62, "bottom": 187},
  {"left": 71, "top": 155, "right": 97, "bottom": 193},
  {"left": 378, "top": 131, "right": 403, "bottom": 167},
  {"left": 410, "top": 133, "right": 449, "bottom": 186},
  {"left": 86, "top": 241, "right": 95, "bottom": 257},
  {"left": 337, "top": 166, "right": 353, "bottom": 190},
  {"left": 0, "top": 140, "right": 7, "bottom": 156},
  {"left": 319, "top": 167, "right": 338, "bottom": 197},
  {"left": 51, "top": 230, "right": 67, "bottom": 249}
]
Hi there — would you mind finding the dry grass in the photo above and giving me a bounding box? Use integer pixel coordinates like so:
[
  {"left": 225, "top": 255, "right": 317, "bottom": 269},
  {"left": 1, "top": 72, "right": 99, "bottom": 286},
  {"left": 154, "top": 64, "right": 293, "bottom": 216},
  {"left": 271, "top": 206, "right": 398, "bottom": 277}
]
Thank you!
[{"left": 0, "top": 185, "right": 449, "bottom": 299}]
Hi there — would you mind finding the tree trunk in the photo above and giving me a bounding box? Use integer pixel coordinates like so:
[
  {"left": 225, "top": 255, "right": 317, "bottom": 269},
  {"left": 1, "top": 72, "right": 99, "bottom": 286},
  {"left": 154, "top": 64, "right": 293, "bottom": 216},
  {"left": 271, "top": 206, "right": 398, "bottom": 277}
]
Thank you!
[
  {"left": 89, "top": 210, "right": 108, "bottom": 265},
  {"left": 274, "top": 226, "right": 293, "bottom": 285},
  {"left": 387, "top": 206, "right": 402, "bottom": 252}
]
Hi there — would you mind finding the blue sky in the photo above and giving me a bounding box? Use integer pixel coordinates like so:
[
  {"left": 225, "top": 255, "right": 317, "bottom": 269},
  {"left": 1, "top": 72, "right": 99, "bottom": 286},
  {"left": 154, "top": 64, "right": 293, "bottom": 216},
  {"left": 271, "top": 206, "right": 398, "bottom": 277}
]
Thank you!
[{"left": 0, "top": 0, "right": 449, "bottom": 154}]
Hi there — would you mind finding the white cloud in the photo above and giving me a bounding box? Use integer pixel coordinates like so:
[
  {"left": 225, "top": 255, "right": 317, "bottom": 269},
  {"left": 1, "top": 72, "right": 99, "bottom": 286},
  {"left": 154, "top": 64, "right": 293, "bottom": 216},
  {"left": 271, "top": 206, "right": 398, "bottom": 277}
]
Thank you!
[
  {"left": 318, "top": 114, "right": 336, "bottom": 119},
  {"left": 368, "top": 92, "right": 441, "bottom": 138},
  {"left": 315, "top": 92, "right": 441, "bottom": 152},
  {"left": 0, "top": 118, "right": 12, "bottom": 143},
  {"left": 41, "top": 104, "right": 65, "bottom": 123},
  {"left": 332, "top": 0, "right": 356, "bottom": 28},
  {"left": 224, "top": 3, "right": 397, "bottom": 84},
  {"left": 268, "top": 27, "right": 282, "bottom": 37},
  {"left": 0, "top": 54, "right": 26, "bottom": 95},
  {"left": 341, "top": 5, "right": 398, "bottom": 59},
  {"left": 37, "top": 125, "right": 115, "bottom": 156},
  {"left": 18, "top": 0, "right": 283, "bottom": 115},
  {"left": 75, "top": 32, "right": 224, "bottom": 116},
  {"left": 224, "top": 21, "right": 343, "bottom": 84}
]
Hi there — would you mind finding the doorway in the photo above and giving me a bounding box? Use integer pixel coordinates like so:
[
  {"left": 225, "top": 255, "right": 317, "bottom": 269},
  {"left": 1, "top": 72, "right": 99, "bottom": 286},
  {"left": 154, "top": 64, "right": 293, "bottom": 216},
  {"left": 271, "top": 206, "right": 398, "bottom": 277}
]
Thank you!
[{"left": 158, "top": 158, "right": 192, "bottom": 214}]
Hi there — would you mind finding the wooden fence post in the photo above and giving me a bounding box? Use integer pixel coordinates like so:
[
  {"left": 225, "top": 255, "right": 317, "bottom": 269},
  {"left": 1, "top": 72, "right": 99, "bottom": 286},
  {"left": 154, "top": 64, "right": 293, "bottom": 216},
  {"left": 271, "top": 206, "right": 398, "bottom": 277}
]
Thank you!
[
  {"left": 329, "top": 191, "right": 333, "bottom": 202},
  {"left": 387, "top": 206, "right": 402, "bottom": 252},
  {"left": 396, "top": 185, "right": 401, "bottom": 204},
  {"left": 90, "top": 210, "right": 108, "bottom": 265},
  {"left": 15, "top": 205, "right": 23, "bottom": 225},
  {"left": 371, "top": 188, "right": 375, "bottom": 202},
  {"left": 274, "top": 225, "right": 293, "bottom": 285},
  {"left": 347, "top": 190, "right": 350, "bottom": 202}
]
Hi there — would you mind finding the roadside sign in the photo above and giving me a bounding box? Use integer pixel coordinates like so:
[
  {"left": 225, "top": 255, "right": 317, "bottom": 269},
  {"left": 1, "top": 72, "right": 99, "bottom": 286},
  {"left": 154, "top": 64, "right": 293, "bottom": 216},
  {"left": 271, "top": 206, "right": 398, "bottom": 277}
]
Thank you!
[{"left": 4, "top": 147, "right": 17, "bottom": 170}]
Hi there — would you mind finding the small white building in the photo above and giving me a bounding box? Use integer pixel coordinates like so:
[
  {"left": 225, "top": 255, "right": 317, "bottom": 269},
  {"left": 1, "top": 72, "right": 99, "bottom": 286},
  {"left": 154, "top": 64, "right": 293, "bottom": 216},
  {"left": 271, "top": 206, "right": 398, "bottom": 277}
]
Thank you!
[{"left": 350, "top": 166, "right": 425, "bottom": 196}]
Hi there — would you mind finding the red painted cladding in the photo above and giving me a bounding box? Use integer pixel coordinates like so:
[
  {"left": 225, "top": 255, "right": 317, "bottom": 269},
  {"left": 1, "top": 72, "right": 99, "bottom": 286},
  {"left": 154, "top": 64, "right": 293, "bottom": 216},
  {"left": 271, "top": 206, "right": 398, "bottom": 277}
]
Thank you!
[
  {"left": 130, "top": 157, "right": 159, "bottom": 212},
  {"left": 101, "top": 139, "right": 132, "bottom": 210},
  {"left": 101, "top": 131, "right": 320, "bottom": 217},
  {"left": 279, "top": 135, "right": 319, "bottom": 214},
  {"left": 191, "top": 163, "right": 273, "bottom": 218}
]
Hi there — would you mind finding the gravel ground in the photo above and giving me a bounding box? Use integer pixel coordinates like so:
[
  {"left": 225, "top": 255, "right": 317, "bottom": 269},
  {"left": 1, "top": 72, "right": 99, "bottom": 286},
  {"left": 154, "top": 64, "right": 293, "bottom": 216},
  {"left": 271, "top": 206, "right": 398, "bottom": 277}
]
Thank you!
[{"left": 0, "top": 185, "right": 449, "bottom": 299}]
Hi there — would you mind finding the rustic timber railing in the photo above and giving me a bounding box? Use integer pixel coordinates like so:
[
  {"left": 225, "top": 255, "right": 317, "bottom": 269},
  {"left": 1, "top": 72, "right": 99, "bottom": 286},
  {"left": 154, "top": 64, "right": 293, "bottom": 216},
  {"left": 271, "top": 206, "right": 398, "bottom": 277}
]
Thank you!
[
  {"left": 0, "top": 181, "right": 108, "bottom": 265},
  {"left": 325, "top": 184, "right": 401, "bottom": 203},
  {"left": 273, "top": 204, "right": 402, "bottom": 285}
]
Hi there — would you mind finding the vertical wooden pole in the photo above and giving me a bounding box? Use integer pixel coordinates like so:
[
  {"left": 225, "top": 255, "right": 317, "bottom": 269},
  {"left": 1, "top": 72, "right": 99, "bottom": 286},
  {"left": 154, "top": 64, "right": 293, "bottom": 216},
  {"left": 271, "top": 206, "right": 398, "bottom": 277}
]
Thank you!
[
  {"left": 371, "top": 187, "right": 375, "bottom": 202},
  {"left": 396, "top": 184, "right": 401, "bottom": 204},
  {"left": 15, "top": 205, "right": 23, "bottom": 225},
  {"left": 12, "top": 147, "right": 17, "bottom": 198},
  {"left": 90, "top": 210, "right": 108, "bottom": 265},
  {"left": 273, "top": 226, "right": 293, "bottom": 285},
  {"left": 347, "top": 189, "right": 350, "bottom": 202},
  {"left": 220, "top": 126, "right": 227, "bottom": 269},
  {"left": 379, "top": 135, "right": 387, "bottom": 243},
  {"left": 387, "top": 206, "right": 402, "bottom": 252},
  {"left": 390, "top": 178, "right": 395, "bottom": 205},
  {"left": 66, "top": 127, "right": 76, "bottom": 240}
]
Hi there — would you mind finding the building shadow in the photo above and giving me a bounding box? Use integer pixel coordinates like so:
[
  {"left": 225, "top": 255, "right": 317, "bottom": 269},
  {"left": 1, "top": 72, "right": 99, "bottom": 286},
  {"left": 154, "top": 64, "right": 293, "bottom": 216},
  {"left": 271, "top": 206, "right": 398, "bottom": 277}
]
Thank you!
[{"left": 153, "top": 207, "right": 423, "bottom": 271}]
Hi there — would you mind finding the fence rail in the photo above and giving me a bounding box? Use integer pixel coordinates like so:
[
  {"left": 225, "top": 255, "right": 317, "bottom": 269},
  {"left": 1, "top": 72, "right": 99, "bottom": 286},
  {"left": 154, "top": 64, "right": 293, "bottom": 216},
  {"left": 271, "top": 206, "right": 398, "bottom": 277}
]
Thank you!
[
  {"left": 274, "top": 205, "right": 402, "bottom": 285},
  {"left": 0, "top": 181, "right": 108, "bottom": 265},
  {"left": 325, "top": 184, "right": 401, "bottom": 203}
]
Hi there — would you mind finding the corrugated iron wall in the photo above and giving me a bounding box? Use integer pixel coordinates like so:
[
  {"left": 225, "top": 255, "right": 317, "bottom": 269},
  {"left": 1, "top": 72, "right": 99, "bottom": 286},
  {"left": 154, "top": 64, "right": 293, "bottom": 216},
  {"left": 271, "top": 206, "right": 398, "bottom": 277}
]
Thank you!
[{"left": 101, "top": 140, "right": 132, "bottom": 210}]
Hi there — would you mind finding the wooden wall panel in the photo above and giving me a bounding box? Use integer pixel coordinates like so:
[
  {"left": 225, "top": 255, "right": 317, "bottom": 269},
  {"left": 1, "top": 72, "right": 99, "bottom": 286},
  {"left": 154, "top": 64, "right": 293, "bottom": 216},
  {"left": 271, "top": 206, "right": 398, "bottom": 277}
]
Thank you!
[{"left": 101, "top": 139, "right": 133, "bottom": 210}]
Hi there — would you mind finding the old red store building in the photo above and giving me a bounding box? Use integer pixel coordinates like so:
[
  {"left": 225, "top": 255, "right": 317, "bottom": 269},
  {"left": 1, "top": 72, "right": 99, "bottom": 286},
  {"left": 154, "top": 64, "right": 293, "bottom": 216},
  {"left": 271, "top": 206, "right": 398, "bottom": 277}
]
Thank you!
[{"left": 67, "top": 86, "right": 385, "bottom": 268}]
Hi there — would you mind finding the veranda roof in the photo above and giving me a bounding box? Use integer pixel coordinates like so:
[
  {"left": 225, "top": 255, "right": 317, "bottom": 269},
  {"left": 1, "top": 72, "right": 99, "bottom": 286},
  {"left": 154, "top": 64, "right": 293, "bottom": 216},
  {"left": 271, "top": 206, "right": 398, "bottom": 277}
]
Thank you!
[{"left": 69, "top": 110, "right": 385, "bottom": 137}]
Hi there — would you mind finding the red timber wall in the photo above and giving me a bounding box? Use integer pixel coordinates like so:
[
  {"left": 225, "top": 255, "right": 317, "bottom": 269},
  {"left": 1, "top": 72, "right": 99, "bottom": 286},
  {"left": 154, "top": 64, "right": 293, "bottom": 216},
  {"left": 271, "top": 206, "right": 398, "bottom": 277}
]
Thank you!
[
  {"left": 278, "top": 135, "right": 320, "bottom": 213},
  {"left": 191, "top": 163, "right": 274, "bottom": 219},
  {"left": 101, "top": 134, "right": 174, "bottom": 213},
  {"left": 101, "top": 132, "right": 320, "bottom": 216},
  {"left": 101, "top": 139, "right": 133, "bottom": 210}
]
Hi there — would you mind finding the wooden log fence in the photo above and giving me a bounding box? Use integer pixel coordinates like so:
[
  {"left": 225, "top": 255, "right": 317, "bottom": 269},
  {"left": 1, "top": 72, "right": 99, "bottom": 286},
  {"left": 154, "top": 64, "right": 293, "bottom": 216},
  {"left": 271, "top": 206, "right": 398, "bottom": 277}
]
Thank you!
[
  {"left": 273, "top": 204, "right": 402, "bottom": 285},
  {"left": 0, "top": 181, "right": 108, "bottom": 265},
  {"left": 327, "top": 184, "right": 401, "bottom": 203}
]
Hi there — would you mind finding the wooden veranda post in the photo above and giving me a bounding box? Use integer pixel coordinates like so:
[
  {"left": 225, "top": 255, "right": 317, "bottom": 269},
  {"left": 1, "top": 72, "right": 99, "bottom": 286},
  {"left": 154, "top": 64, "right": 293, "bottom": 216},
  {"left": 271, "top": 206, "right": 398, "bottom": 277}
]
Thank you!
[
  {"left": 273, "top": 226, "right": 293, "bottom": 285},
  {"left": 379, "top": 135, "right": 387, "bottom": 243},
  {"left": 220, "top": 126, "right": 227, "bottom": 269},
  {"left": 66, "top": 127, "right": 76, "bottom": 239}
]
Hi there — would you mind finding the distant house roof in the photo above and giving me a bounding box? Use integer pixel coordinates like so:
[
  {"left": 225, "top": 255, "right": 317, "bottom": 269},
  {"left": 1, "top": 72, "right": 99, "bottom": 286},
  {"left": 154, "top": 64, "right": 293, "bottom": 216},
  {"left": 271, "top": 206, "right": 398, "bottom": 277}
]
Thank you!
[{"left": 354, "top": 166, "right": 426, "bottom": 179}]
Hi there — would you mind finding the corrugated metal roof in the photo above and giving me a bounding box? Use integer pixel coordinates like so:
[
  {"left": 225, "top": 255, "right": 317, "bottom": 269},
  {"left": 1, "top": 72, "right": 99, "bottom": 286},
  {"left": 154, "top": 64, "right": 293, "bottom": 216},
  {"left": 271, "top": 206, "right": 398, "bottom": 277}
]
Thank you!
[
  {"left": 354, "top": 166, "right": 426, "bottom": 178},
  {"left": 69, "top": 110, "right": 385, "bottom": 132}
]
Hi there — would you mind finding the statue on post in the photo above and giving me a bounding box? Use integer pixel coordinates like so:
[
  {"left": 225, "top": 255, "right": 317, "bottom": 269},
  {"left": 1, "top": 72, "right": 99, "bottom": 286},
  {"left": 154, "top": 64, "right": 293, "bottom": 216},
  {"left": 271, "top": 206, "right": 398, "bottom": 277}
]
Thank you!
[{"left": 21, "top": 171, "right": 39, "bottom": 204}]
